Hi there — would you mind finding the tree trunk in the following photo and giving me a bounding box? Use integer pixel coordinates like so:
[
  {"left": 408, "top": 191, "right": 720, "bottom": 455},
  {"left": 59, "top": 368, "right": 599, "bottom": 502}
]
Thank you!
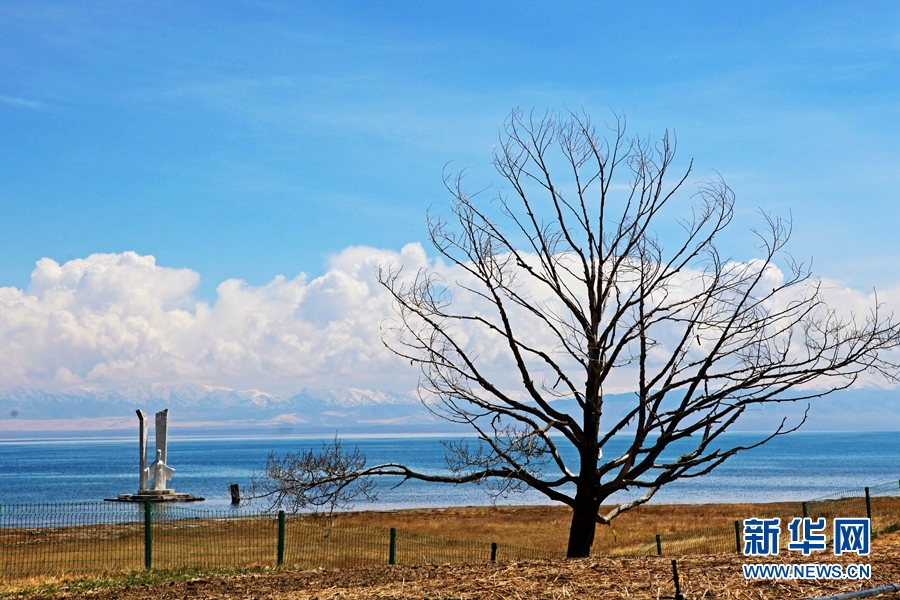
[
  {"left": 566, "top": 489, "right": 601, "bottom": 557},
  {"left": 568, "top": 380, "right": 602, "bottom": 558}
]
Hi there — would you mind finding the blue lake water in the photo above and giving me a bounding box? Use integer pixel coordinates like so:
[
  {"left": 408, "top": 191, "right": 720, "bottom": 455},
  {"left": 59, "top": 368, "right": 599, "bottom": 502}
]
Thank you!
[{"left": 1, "top": 431, "right": 898, "bottom": 511}]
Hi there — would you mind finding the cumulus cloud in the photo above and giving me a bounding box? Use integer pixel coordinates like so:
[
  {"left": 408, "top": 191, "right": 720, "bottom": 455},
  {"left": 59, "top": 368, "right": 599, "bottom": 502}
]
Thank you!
[
  {"left": 0, "top": 247, "right": 896, "bottom": 395},
  {"left": 0, "top": 247, "right": 431, "bottom": 393}
]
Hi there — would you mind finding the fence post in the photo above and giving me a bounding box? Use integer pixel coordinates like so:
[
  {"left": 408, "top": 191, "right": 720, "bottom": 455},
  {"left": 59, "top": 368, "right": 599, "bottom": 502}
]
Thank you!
[
  {"left": 802, "top": 502, "right": 808, "bottom": 518},
  {"left": 865, "top": 487, "right": 871, "bottom": 520},
  {"left": 144, "top": 501, "right": 153, "bottom": 570},
  {"left": 277, "top": 510, "right": 286, "bottom": 566},
  {"left": 655, "top": 534, "right": 662, "bottom": 556},
  {"left": 734, "top": 521, "right": 741, "bottom": 553},
  {"left": 389, "top": 528, "right": 397, "bottom": 565},
  {"left": 491, "top": 542, "right": 498, "bottom": 562}
]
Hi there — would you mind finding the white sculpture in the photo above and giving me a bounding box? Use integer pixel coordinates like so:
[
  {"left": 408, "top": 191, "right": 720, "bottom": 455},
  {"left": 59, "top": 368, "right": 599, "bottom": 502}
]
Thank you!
[
  {"left": 146, "top": 448, "right": 174, "bottom": 491},
  {"left": 108, "top": 408, "right": 202, "bottom": 503},
  {"left": 136, "top": 409, "right": 172, "bottom": 493},
  {"left": 137, "top": 410, "right": 149, "bottom": 490},
  {"left": 155, "top": 409, "right": 168, "bottom": 466}
]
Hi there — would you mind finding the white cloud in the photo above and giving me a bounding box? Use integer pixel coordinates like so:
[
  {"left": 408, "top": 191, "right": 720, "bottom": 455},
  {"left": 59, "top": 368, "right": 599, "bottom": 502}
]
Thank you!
[
  {"left": 0, "top": 248, "right": 430, "bottom": 393},
  {"left": 0, "top": 95, "right": 43, "bottom": 110},
  {"left": 0, "top": 247, "right": 896, "bottom": 396}
]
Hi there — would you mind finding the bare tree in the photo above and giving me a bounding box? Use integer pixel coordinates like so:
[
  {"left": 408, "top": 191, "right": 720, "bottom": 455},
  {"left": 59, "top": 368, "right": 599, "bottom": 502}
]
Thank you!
[
  {"left": 251, "top": 437, "right": 376, "bottom": 516},
  {"left": 256, "top": 110, "right": 900, "bottom": 557}
]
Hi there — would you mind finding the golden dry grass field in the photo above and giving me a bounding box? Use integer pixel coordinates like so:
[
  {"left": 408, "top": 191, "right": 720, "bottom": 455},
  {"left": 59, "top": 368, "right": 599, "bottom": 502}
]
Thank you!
[
  {"left": 332, "top": 497, "right": 900, "bottom": 555},
  {"left": 6, "top": 536, "right": 900, "bottom": 600},
  {"left": 3, "top": 500, "right": 900, "bottom": 599}
]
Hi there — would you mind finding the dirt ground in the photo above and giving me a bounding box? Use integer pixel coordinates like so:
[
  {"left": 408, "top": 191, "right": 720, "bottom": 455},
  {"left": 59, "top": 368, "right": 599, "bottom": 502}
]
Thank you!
[{"left": 11, "top": 533, "right": 900, "bottom": 600}]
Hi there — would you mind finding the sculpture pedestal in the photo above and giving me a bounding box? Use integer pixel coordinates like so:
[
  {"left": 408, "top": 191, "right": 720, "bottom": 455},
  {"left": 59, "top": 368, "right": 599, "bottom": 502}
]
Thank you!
[{"left": 105, "top": 490, "right": 205, "bottom": 503}]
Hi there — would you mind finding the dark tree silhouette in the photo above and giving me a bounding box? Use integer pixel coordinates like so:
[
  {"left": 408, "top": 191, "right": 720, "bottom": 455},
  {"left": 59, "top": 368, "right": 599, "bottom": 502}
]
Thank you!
[{"left": 254, "top": 110, "right": 900, "bottom": 557}]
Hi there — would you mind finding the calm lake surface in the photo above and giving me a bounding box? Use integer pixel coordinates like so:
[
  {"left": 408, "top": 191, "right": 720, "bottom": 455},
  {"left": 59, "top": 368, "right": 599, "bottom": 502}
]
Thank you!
[{"left": 1, "top": 432, "right": 898, "bottom": 511}]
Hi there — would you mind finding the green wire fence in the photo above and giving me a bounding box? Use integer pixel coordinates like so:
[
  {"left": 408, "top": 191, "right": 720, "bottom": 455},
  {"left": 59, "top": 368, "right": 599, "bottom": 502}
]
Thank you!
[
  {"left": 1, "top": 479, "right": 898, "bottom": 581},
  {"left": 0, "top": 501, "right": 566, "bottom": 580},
  {"left": 650, "top": 479, "right": 900, "bottom": 556}
]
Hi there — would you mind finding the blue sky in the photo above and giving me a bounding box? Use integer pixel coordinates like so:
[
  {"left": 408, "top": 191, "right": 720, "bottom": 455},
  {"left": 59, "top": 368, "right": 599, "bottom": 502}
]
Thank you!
[{"left": 0, "top": 1, "right": 898, "bottom": 393}]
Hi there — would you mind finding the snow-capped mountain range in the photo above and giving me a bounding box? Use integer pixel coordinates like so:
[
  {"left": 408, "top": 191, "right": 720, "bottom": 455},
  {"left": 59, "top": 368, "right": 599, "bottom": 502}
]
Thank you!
[
  {"left": 0, "top": 383, "right": 444, "bottom": 435},
  {"left": 0, "top": 383, "right": 896, "bottom": 435}
]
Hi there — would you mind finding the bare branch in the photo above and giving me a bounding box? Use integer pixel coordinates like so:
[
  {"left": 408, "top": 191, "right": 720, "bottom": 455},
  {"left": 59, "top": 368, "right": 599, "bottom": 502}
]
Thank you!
[{"left": 256, "top": 109, "right": 900, "bottom": 558}]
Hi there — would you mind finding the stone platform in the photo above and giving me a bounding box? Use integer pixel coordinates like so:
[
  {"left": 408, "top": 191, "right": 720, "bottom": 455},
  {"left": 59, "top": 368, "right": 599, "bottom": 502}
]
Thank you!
[{"left": 105, "top": 489, "right": 205, "bottom": 503}]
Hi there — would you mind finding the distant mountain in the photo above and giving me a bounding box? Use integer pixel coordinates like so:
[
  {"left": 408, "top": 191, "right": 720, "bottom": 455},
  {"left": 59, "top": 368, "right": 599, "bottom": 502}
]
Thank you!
[
  {"left": 0, "top": 383, "right": 896, "bottom": 436},
  {"left": 1, "top": 383, "right": 277, "bottom": 419},
  {"left": 0, "top": 383, "right": 425, "bottom": 413}
]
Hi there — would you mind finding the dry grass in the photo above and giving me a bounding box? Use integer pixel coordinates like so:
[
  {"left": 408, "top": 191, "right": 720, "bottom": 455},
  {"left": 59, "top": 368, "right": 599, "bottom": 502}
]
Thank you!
[
  {"left": 6, "top": 532, "right": 900, "bottom": 600},
  {"left": 325, "top": 499, "right": 900, "bottom": 554},
  {"left": 3, "top": 499, "right": 900, "bottom": 597}
]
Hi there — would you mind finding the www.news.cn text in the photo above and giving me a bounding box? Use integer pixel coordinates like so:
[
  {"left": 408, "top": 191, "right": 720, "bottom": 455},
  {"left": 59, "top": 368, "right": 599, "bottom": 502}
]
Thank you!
[{"left": 742, "top": 563, "right": 871, "bottom": 580}]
